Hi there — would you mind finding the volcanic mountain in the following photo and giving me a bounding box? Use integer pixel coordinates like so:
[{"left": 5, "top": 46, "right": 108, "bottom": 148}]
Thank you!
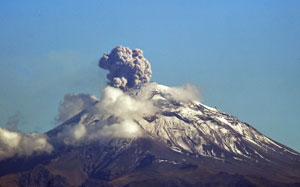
[{"left": 0, "top": 82, "right": 300, "bottom": 187}]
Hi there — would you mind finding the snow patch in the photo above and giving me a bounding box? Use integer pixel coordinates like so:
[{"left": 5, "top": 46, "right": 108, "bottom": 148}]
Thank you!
[{"left": 217, "top": 117, "right": 231, "bottom": 126}]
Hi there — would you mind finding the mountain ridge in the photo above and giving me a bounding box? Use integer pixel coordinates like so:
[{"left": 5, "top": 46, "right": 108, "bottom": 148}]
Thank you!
[{"left": 1, "top": 82, "right": 300, "bottom": 186}]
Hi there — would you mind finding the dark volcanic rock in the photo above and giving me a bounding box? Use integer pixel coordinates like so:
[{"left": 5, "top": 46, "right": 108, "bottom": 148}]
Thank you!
[{"left": 18, "top": 165, "right": 68, "bottom": 187}]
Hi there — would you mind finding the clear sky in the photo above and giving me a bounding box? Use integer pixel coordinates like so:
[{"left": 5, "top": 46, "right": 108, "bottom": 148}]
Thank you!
[{"left": 0, "top": 0, "right": 299, "bottom": 151}]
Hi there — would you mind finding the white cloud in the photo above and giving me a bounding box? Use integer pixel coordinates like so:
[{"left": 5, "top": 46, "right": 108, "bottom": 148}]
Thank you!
[
  {"left": 57, "top": 122, "right": 87, "bottom": 146},
  {"left": 0, "top": 127, "right": 53, "bottom": 160},
  {"left": 94, "top": 86, "right": 157, "bottom": 138},
  {"left": 99, "top": 86, "right": 157, "bottom": 121},
  {"left": 56, "top": 86, "right": 158, "bottom": 145},
  {"left": 91, "top": 120, "right": 142, "bottom": 139},
  {"left": 168, "top": 84, "right": 201, "bottom": 102}
]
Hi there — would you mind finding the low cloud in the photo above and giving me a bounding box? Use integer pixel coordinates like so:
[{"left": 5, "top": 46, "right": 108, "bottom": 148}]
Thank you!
[
  {"left": 95, "top": 86, "right": 157, "bottom": 138},
  {"left": 56, "top": 86, "right": 158, "bottom": 145},
  {"left": 99, "top": 86, "right": 157, "bottom": 122},
  {"left": 0, "top": 127, "right": 53, "bottom": 160},
  {"left": 56, "top": 93, "right": 99, "bottom": 124},
  {"left": 56, "top": 122, "right": 87, "bottom": 146}
]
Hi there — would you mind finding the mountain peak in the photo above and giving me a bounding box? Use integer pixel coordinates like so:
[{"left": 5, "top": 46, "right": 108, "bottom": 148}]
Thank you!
[{"left": 1, "top": 82, "right": 300, "bottom": 186}]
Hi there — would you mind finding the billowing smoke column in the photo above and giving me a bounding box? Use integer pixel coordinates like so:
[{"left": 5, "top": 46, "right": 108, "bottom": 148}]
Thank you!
[{"left": 99, "top": 46, "right": 152, "bottom": 90}]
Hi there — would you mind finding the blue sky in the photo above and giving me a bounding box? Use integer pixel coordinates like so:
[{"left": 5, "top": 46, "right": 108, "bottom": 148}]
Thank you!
[{"left": 0, "top": 0, "right": 300, "bottom": 151}]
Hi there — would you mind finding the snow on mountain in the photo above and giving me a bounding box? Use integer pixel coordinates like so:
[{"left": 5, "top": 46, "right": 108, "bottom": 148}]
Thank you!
[
  {"left": 2, "top": 82, "right": 300, "bottom": 186},
  {"left": 49, "top": 82, "right": 300, "bottom": 163},
  {"left": 130, "top": 82, "right": 300, "bottom": 161}
]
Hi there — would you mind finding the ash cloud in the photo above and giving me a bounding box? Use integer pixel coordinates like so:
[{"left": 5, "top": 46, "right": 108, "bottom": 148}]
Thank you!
[
  {"left": 99, "top": 46, "right": 152, "bottom": 90},
  {"left": 56, "top": 93, "right": 99, "bottom": 124},
  {"left": 0, "top": 127, "right": 53, "bottom": 160}
]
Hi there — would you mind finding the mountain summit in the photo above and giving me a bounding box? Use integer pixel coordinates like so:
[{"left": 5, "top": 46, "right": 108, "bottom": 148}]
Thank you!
[
  {"left": 1, "top": 82, "right": 299, "bottom": 187},
  {"left": 1, "top": 46, "right": 300, "bottom": 186}
]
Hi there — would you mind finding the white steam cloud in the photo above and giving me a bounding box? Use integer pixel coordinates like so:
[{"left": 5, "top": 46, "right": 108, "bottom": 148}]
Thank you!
[
  {"left": 99, "top": 86, "right": 157, "bottom": 122},
  {"left": 0, "top": 127, "right": 53, "bottom": 160},
  {"left": 56, "top": 121, "right": 87, "bottom": 145},
  {"left": 99, "top": 46, "right": 152, "bottom": 90},
  {"left": 95, "top": 86, "right": 157, "bottom": 137},
  {"left": 57, "top": 86, "right": 158, "bottom": 145},
  {"left": 56, "top": 93, "right": 99, "bottom": 123},
  {"left": 168, "top": 84, "right": 201, "bottom": 102},
  {"left": 55, "top": 83, "right": 201, "bottom": 146}
]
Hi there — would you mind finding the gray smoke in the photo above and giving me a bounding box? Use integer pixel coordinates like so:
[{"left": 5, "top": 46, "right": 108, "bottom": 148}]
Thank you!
[{"left": 99, "top": 46, "right": 152, "bottom": 90}]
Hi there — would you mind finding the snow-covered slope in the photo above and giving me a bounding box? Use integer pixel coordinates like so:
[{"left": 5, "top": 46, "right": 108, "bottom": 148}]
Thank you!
[
  {"left": 2, "top": 82, "right": 300, "bottom": 186},
  {"left": 49, "top": 82, "right": 300, "bottom": 163},
  {"left": 129, "top": 83, "right": 300, "bottom": 162}
]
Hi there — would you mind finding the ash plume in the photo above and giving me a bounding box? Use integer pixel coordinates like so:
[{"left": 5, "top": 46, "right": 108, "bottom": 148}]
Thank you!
[{"left": 99, "top": 46, "right": 152, "bottom": 90}]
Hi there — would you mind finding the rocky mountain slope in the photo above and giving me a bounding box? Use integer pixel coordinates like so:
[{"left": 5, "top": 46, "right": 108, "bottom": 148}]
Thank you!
[{"left": 0, "top": 82, "right": 300, "bottom": 187}]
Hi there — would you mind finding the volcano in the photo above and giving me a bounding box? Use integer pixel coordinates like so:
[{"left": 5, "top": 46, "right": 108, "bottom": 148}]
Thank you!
[{"left": 0, "top": 82, "right": 299, "bottom": 187}]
